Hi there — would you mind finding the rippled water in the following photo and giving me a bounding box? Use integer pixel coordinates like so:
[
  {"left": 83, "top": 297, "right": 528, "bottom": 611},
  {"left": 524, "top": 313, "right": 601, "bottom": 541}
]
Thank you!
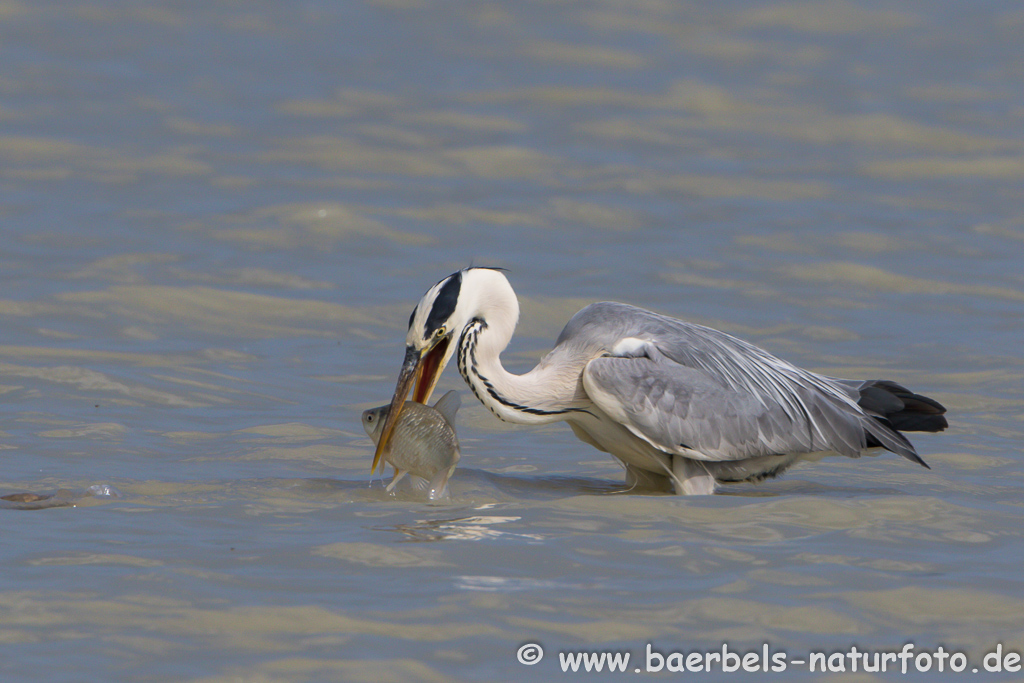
[{"left": 2, "top": 2, "right": 1023, "bottom": 681}]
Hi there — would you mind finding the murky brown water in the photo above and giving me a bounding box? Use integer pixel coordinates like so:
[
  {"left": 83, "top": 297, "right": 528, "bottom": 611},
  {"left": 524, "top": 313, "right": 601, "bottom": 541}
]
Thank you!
[{"left": 2, "top": 2, "right": 1023, "bottom": 681}]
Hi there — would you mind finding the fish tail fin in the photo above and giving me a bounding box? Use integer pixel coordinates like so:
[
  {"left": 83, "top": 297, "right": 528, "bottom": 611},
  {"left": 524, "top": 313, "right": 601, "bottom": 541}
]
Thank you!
[{"left": 427, "top": 465, "right": 456, "bottom": 502}]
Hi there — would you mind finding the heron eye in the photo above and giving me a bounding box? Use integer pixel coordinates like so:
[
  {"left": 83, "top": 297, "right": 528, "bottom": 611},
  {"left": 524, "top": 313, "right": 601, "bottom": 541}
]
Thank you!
[{"left": 435, "top": 326, "right": 446, "bottom": 338}]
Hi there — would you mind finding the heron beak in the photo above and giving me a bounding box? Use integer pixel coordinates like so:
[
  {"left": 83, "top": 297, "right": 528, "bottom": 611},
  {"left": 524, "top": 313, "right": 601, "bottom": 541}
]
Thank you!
[
  {"left": 412, "top": 334, "right": 451, "bottom": 405},
  {"left": 371, "top": 336, "right": 452, "bottom": 473}
]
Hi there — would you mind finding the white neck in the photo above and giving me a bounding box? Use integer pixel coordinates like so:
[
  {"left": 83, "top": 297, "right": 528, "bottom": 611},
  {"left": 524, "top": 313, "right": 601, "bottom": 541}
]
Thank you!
[{"left": 453, "top": 272, "right": 586, "bottom": 425}]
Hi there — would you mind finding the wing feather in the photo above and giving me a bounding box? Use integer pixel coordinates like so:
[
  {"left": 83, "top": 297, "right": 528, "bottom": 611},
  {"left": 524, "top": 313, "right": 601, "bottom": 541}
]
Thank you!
[
  {"left": 583, "top": 345, "right": 870, "bottom": 462},
  {"left": 561, "top": 302, "right": 928, "bottom": 466}
]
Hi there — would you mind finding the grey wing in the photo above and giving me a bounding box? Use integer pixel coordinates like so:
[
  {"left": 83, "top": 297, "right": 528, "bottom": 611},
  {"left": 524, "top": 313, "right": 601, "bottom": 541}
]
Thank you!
[{"left": 582, "top": 350, "right": 871, "bottom": 462}]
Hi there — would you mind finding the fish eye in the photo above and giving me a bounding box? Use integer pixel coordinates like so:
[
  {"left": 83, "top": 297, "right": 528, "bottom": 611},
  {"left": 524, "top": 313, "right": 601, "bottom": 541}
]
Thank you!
[{"left": 366, "top": 414, "right": 374, "bottom": 422}]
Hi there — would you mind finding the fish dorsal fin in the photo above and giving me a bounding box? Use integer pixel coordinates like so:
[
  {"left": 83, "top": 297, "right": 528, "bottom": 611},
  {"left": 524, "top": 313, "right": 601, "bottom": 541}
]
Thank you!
[{"left": 431, "top": 390, "right": 461, "bottom": 425}]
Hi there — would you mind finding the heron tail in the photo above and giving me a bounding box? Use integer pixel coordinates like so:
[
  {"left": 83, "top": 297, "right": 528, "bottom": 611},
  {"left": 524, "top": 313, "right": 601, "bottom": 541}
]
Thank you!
[
  {"left": 856, "top": 380, "right": 948, "bottom": 433},
  {"left": 845, "top": 379, "right": 947, "bottom": 469}
]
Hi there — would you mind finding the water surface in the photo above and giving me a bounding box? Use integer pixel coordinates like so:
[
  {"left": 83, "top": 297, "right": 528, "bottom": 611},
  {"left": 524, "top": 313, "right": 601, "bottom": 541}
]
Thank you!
[{"left": 2, "top": 1, "right": 1023, "bottom": 681}]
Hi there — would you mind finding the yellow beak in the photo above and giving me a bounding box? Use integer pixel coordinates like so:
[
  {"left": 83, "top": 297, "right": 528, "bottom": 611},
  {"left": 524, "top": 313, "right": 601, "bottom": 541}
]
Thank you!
[{"left": 371, "top": 337, "right": 451, "bottom": 473}]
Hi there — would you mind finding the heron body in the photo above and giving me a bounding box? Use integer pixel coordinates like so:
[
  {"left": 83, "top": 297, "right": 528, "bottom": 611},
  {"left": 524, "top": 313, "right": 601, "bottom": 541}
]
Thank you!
[{"left": 374, "top": 268, "right": 947, "bottom": 495}]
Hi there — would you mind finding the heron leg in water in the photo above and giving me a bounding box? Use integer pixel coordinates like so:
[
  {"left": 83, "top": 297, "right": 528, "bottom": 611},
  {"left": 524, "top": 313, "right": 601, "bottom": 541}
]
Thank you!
[
  {"left": 672, "top": 456, "right": 716, "bottom": 495},
  {"left": 623, "top": 463, "right": 674, "bottom": 493}
]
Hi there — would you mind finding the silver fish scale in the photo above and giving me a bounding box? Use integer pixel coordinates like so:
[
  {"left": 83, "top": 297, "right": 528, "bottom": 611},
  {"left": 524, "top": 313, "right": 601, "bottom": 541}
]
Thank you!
[{"left": 363, "top": 399, "right": 460, "bottom": 482}]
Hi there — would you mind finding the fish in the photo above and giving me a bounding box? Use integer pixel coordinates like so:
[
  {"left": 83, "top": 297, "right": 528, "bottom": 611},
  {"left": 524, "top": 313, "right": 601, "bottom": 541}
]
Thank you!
[{"left": 362, "top": 390, "right": 461, "bottom": 501}]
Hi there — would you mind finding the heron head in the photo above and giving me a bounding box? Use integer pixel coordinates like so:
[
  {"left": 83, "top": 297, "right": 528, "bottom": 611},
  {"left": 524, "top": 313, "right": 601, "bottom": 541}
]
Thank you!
[{"left": 372, "top": 267, "right": 516, "bottom": 472}]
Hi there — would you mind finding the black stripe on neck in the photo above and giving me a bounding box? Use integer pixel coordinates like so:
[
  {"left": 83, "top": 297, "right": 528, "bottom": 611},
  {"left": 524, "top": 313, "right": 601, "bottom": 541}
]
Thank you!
[{"left": 458, "top": 319, "right": 586, "bottom": 419}]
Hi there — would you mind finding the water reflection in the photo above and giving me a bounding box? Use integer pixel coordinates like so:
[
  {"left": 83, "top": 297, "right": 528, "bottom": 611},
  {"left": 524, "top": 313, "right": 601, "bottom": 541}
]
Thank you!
[
  {"left": 384, "top": 513, "right": 545, "bottom": 543},
  {"left": 454, "top": 575, "right": 577, "bottom": 592}
]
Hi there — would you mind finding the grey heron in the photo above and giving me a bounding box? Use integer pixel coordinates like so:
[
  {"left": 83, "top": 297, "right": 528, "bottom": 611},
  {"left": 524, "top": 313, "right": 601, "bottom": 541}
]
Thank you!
[{"left": 373, "top": 267, "right": 947, "bottom": 494}]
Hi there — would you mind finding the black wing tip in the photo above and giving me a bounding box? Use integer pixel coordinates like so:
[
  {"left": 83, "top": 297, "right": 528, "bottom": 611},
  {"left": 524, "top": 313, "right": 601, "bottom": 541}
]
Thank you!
[
  {"left": 858, "top": 380, "right": 949, "bottom": 434},
  {"left": 905, "top": 449, "right": 931, "bottom": 469},
  {"left": 892, "top": 413, "right": 949, "bottom": 433},
  {"left": 898, "top": 444, "right": 931, "bottom": 470},
  {"left": 865, "top": 417, "right": 933, "bottom": 469}
]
